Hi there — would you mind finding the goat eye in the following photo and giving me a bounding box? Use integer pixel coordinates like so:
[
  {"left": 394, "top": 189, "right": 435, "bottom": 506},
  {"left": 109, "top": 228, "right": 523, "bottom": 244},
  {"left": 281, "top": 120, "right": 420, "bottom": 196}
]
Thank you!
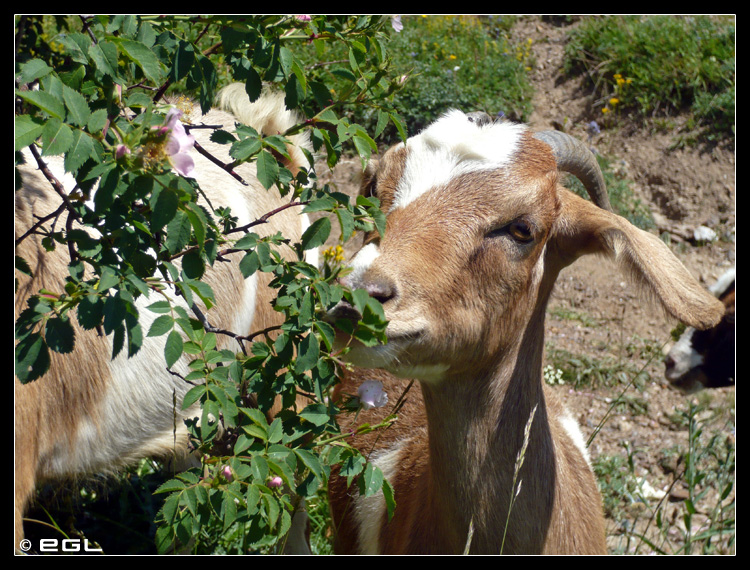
[
  {"left": 484, "top": 219, "right": 535, "bottom": 243},
  {"left": 508, "top": 220, "right": 534, "bottom": 243}
]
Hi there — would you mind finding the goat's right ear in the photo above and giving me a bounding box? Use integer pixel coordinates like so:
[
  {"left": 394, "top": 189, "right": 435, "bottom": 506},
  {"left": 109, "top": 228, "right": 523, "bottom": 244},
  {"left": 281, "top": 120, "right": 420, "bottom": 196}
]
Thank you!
[{"left": 552, "top": 189, "right": 725, "bottom": 331}]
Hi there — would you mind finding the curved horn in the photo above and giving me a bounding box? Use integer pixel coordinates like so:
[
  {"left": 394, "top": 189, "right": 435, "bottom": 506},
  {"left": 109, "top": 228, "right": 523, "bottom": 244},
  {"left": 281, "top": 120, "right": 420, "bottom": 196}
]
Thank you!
[{"left": 533, "top": 130, "right": 612, "bottom": 211}]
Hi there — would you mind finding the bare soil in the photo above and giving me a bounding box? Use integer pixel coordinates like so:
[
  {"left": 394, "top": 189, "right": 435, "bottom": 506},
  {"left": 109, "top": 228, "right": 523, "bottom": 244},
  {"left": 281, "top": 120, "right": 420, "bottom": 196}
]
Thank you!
[{"left": 319, "top": 16, "right": 735, "bottom": 554}]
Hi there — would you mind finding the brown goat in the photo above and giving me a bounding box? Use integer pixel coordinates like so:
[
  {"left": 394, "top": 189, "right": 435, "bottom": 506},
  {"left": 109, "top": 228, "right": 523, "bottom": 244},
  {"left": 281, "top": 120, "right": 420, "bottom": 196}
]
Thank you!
[{"left": 327, "top": 110, "right": 725, "bottom": 554}]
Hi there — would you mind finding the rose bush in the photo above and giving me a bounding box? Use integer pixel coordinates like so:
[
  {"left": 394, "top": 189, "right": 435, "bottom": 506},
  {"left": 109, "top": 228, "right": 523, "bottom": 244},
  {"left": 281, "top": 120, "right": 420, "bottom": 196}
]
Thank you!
[{"left": 15, "top": 14, "right": 406, "bottom": 553}]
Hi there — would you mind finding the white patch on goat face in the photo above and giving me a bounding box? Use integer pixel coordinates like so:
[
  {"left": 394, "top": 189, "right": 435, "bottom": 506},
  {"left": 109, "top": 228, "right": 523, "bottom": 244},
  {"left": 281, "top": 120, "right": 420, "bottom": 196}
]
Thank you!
[
  {"left": 665, "top": 328, "right": 704, "bottom": 381},
  {"left": 344, "top": 242, "right": 380, "bottom": 289},
  {"left": 392, "top": 110, "right": 526, "bottom": 211}
]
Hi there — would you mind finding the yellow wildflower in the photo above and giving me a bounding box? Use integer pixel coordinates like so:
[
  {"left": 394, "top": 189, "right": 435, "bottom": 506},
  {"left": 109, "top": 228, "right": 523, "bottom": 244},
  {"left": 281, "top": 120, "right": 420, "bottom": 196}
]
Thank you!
[
  {"left": 609, "top": 97, "right": 620, "bottom": 106},
  {"left": 323, "top": 245, "right": 345, "bottom": 264}
]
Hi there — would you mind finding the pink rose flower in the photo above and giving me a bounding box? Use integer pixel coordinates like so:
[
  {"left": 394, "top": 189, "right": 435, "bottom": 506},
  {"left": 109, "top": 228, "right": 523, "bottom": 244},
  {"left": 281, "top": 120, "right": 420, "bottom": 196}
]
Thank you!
[
  {"left": 268, "top": 476, "right": 283, "bottom": 488},
  {"left": 164, "top": 108, "right": 195, "bottom": 177}
]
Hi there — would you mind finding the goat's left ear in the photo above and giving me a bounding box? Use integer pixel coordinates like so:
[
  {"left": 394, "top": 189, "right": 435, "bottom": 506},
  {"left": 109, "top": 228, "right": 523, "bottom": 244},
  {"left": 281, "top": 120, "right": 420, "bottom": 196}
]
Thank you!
[{"left": 550, "top": 189, "right": 725, "bottom": 331}]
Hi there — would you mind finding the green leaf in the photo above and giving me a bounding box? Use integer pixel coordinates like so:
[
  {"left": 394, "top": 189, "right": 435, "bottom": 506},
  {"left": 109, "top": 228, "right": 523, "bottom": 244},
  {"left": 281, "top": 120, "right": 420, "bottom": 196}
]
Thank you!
[
  {"left": 15, "top": 332, "right": 50, "bottom": 383},
  {"left": 233, "top": 232, "right": 259, "bottom": 250},
  {"left": 58, "top": 32, "right": 91, "bottom": 64},
  {"left": 164, "top": 330, "right": 184, "bottom": 368},
  {"left": 314, "top": 320, "right": 336, "bottom": 352},
  {"left": 182, "top": 384, "right": 207, "bottom": 410},
  {"left": 255, "top": 149, "right": 279, "bottom": 189},
  {"left": 64, "top": 130, "right": 95, "bottom": 173},
  {"left": 244, "top": 67, "right": 263, "bottom": 102},
  {"left": 222, "top": 490, "right": 238, "bottom": 531},
  {"left": 61, "top": 85, "right": 91, "bottom": 127},
  {"left": 181, "top": 250, "right": 205, "bottom": 280},
  {"left": 14, "top": 115, "right": 45, "bottom": 150},
  {"left": 154, "top": 478, "right": 187, "bottom": 494},
  {"left": 17, "top": 89, "right": 65, "bottom": 119},
  {"left": 171, "top": 40, "right": 196, "bottom": 82},
  {"left": 300, "top": 217, "right": 331, "bottom": 251},
  {"left": 185, "top": 202, "right": 207, "bottom": 248},
  {"left": 88, "top": 40, "right": 120, "bottom": 79},
  {"left": 336, "top": 208, "right": 355, "bottom": 241},
  {"left": 77, "top": 295, "right": 104, "bottom": 330},
  {"left": 40, "top": 118, "right": 74, "bottom": 156},
  {"left": 262, "top": 135, "right": 290, "bottom": 158},
  {"left": 125, "top": 316, "right": 143, "bottom": 358},
  {"left": 353, "top": 133, "right": 376, "bottom": 165},
  {"left": 295, "top": 332, "right": 319, "bottom": 373},
  {"left": 382, "top": 478, "right": 396, "bottom": 521},
  {"left": 299, "top": 403, "right": 329, "bottom": 427},
  {"left": 243, "top": 407, "right": 269, "bottom": 428},
  {"left": 239, "top": 250, "right": 260, "bottom": 278},
  {"left": 298, "top": 290, "right": 314, "bottom": 326},
  {"left": 150, "top": 188, "right": 179, "bottom": 232},
  {"left": 358, "top": 461, "right": 384, "bottom": 498},
  {"left": 113, "top": 38, "right": 165, "bottom": 84},
  {"left": 45, "top": 317, "right": 75, "bottom": 354},
  {"left": 148, "top": 314, "right": 174, "bottom": 337},
  {"left": 145, "top": 300, "right": 173, "bottom": 314},
  {"left": 165, "top": 210, "right": 192, "bottom": 255},
  {"left": 18, "top": 58, "right": 53, "bottom": 84},
  {"left": 390, "top": 112, "right": 408, "bottom": 142},
  {"left": 229, "top": 135, "right": 262, "bottom": 161},
  {"left": 92, "top": 165, "right": 122, "bottom": 213},
  {"left": 294, "top": 448, "right": 323, "bottom": 481},
  {"left": 267, "top": 418, "right": 283, "bottom": 444},
  {"left": 251, "top": 454, "right": 270, "bottom": 481},
  {"left": 87, "top": 108, "right": 109, "bottom": 134},
  {"left": 302, "top": 195, "right": 338, "bottom": 213}
]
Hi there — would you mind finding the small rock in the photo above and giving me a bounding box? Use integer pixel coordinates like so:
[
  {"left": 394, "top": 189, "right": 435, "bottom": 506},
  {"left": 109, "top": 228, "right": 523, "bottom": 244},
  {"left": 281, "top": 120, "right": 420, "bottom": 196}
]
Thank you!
[
  {"left": 693, "top": 225, "right": 717, "bottom": 242},
  {"left": 669, "top": 487, "right": 690, "bottom": 502}
]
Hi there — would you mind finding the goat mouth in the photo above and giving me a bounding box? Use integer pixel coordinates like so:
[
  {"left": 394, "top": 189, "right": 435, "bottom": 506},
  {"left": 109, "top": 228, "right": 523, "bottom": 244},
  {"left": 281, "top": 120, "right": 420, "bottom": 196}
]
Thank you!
[{"left": 325, "top": 300, "right": 362, "bottom": 326}]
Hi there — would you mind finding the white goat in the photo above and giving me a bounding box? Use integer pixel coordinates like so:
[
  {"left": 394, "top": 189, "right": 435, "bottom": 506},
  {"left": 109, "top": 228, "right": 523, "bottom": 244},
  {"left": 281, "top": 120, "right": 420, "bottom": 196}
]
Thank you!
[
  {"left": 665, "top": 266, "right": 735, "bottom": 392},
  {"left": 14, "top": 84, "right": 311, "bottom": 551},
  {"left": 327, "top": 110, "right": 725, "bottom": 554}
]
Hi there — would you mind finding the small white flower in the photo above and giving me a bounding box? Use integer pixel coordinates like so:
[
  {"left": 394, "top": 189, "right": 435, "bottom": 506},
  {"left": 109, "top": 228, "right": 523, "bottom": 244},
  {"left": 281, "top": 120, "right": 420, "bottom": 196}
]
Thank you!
[
  {"left": 358, "top": 380, "right": 388, "bottom": 410},
  {"left": 543, "top": 365, "right": 564, "bottom": 385}
]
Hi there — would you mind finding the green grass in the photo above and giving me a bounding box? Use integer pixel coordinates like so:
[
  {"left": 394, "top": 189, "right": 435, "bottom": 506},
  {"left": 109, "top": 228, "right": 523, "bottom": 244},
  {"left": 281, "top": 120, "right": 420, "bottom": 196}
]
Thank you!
[
  {"left": 594, "top": 398, "right": 735, "bottom": 554},
  {"left": 387, "top": 16, "right": 535, "bottom": 135},
  {"left": 563, "top": 15, "right": 735, "bottom": 142}
]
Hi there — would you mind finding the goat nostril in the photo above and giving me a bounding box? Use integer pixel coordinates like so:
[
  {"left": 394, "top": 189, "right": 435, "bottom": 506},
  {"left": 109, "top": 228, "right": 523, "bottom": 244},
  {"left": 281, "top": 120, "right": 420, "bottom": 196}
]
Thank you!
[
  {"left": 367, "top": 282, "right": 395, "bottom": 305},
  {"left": 664, "top": 355, "right": 674, "bottom": 370}
]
